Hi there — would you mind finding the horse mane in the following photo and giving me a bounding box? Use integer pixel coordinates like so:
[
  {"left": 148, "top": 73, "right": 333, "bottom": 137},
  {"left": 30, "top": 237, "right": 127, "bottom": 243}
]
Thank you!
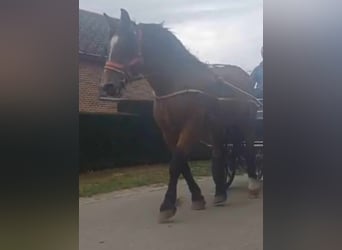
[
  {"left": 138, "top": 22, "right": 258, "bottom": 102},
  {"left": 140, "top": 23, "right": 210, "bottom": 71}
]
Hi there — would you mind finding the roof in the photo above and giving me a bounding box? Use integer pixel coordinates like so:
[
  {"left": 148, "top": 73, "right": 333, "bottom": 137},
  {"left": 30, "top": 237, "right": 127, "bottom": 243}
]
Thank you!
[{"left": 79, "top": 9, "right": 118, "bottom": 58}]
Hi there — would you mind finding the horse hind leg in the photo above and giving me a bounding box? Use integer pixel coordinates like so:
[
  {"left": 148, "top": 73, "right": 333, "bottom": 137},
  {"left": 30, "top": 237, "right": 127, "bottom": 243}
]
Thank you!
[
  {"left": 210, "top": 130, "right": 228, "bottom": 206},
  {"left": 244, "top": 128, "right": 261, "bottom": 198},
  {"left": 211, "top": 145, "right": 228, "bottom": 205}
]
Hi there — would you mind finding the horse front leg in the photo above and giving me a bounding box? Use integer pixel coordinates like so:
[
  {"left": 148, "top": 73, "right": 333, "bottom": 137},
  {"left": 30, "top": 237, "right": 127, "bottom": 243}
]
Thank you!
[
  {"left": 159, "top": 153, "right": 205, "bottom": 221},
  {"left": 159, "top": 122, "right": 204, "bottom": 222},
  {"left": 181, "top": 161, "right": 206, "bottom": 210},
  {"left": 159, "top": 147, "right": 184, "bottom": 222}
]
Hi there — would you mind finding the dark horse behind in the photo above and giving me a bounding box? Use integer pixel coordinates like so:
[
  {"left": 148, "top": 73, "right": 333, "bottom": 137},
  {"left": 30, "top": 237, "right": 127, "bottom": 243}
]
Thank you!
[{"left": 100, "top": 9, "right": 262, "bottom": 223}]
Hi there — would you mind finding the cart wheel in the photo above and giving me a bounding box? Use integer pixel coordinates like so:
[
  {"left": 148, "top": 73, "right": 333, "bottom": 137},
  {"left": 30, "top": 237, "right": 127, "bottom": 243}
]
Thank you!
[{"left": 224, "top": 157, "right": 236, "bottom": 189}]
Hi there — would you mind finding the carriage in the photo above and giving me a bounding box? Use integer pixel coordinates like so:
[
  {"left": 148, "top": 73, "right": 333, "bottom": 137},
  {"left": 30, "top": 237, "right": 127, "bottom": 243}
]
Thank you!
[{"left": 224, "top": 98, "right": 263, "bottom": 189}]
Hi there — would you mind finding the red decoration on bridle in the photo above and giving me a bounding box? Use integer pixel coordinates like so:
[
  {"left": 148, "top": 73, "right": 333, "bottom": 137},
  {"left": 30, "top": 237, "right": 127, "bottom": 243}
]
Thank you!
[{"left": 104, "top": 28, "right": 143, "bottom": 74}]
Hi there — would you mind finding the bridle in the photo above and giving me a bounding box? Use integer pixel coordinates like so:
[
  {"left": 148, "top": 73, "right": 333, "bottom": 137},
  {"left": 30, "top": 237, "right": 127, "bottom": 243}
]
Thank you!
[{"left": 104, "top": 26, "right": 144, "bottom": 84}]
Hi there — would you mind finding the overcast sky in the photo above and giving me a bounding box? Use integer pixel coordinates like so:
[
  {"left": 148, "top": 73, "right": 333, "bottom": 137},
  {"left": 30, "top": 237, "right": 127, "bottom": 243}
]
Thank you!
[{"left": 79, "top": 0, "right": 263, "bottom": 72}]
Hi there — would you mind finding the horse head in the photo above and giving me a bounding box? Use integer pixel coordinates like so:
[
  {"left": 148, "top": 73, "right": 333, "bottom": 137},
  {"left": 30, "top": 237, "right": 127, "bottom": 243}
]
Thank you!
[{"left": 100, "top": 9, "right": 143, "bottom": 98}]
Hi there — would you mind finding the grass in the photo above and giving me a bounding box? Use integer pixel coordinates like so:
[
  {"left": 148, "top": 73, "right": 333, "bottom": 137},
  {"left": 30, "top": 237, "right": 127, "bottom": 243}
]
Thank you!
[{"left": 79, "top": 161, "right": 211, "bottom": 197}]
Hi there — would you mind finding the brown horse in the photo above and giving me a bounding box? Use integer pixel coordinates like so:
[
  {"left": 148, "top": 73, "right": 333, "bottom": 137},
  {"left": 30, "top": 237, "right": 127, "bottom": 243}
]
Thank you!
[{"left": 100, "top": 9, "right": 262, "bottom": 222}]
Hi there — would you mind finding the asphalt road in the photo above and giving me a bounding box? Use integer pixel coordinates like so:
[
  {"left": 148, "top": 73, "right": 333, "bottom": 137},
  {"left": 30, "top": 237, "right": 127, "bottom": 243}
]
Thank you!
[{"left": 79, "top": 175, "right": 263, "bottom": 250}]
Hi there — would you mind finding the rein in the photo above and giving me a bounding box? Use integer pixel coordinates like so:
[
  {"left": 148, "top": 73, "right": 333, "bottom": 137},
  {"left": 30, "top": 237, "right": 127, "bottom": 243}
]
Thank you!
[
  {"left": 154, "top": 89, "right": 205, "bottom": 100},
  {"left": 153, "top": 89, "right": 263, "bottom": 109},
  {"left": 216, "top": 76, "right": 263, "bottom": 107},
  {"left": 153, "top": 83, "right": 263, "bottom": 108}
]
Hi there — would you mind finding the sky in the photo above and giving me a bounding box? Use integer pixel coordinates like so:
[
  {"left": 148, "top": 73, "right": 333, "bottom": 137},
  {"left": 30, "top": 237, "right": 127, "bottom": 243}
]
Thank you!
[{"left": 79, "top": 0, "right": 263, "bottom": 72}]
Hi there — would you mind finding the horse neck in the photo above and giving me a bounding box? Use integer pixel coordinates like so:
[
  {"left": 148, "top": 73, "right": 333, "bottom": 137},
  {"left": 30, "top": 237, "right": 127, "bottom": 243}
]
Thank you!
[{"left": 139, "top": 25, "right": 216, "bottom": 96}]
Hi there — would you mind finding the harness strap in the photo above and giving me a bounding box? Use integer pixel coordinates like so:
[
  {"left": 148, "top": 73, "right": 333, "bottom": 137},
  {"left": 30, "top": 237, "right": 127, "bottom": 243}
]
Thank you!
[
  {"left": 216, "top": 76, "right": 263, "bottom": 108},
  {"left": 154, "top": 88, "right": 263, "bottom": 109},
  {"left": 154, "top": 89, "right": 205, "bottom": 100}
]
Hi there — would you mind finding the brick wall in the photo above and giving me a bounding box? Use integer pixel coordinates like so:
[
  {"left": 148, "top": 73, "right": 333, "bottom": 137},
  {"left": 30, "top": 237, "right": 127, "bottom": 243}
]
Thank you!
[{"left": 79, "top": 59, "right": 118, "bottom": 114}]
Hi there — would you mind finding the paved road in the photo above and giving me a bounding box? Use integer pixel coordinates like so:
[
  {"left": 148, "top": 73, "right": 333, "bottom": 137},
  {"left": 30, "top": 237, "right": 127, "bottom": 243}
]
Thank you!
[{"left": 79, "top": 175, "right": 263, "bottom": 250}]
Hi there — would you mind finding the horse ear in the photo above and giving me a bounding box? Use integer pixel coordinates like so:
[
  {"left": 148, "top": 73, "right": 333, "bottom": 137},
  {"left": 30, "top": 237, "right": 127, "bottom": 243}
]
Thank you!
[
  {"left": 120, "top": 8, "right": 131, "bottom": 28},
  {"left": 103, "top": 13, "right": 117, "bottom": 34},
  {"left": 103, "top": 13, "right": 112, "bottom": 26}
]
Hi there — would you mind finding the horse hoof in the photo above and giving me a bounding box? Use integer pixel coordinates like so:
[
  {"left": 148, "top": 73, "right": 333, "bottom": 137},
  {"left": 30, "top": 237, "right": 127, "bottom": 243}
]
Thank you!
[
  {"left": 158, "top": 209, "right": 176, "bottom": 223},
  {"left": 191, "top": 199, "right": 206, "bottom": 210},
  {"left": 213, "top": 195, "right": 227, "bottom": 206},
  {"left": 248, "top": 178, "right": 261, "bottom": 198}
]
